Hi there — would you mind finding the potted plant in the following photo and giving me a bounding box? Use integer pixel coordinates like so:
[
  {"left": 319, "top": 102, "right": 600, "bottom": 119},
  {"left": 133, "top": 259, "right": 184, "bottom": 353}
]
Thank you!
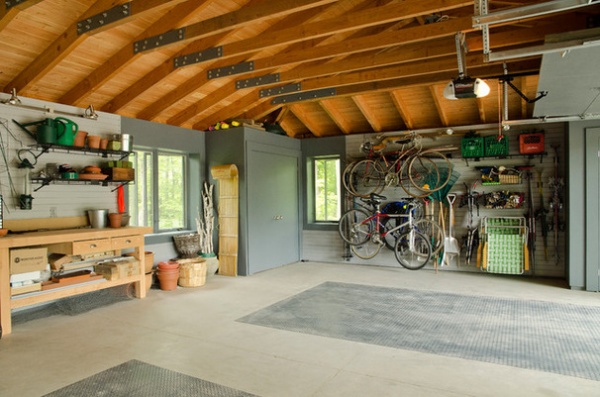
[{"left": 197, "top": 182, "right": 219, "bottom": 275}]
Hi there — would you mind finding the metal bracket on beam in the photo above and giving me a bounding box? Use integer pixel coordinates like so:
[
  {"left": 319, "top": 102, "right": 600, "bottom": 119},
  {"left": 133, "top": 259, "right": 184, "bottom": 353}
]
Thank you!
[
  {"left": 208, "top": 61, "right": 254, "bottom": 79},
  {"left": 473, "top": 0, "right": 599, "bottom": 28},
  {"left": 259, "top": 83, "right": 302, "bottom": 98},
  {"left": 134, "top": 28, "right": 186, "bottom": 53},
  {"left": 236, "top": 73, "right": 280, "bottom": 89},
  {"left": 174, "top": 47, "right": 223, "bottom": 69},
  {"left": 77, "top": 3, "right": 131, "bottom": 35},
  {"left": 271, "top": 88, "right": 337, "bottom": 105},
  {"left": 5, "top": 0, "right": 28, "bottom": 9}
]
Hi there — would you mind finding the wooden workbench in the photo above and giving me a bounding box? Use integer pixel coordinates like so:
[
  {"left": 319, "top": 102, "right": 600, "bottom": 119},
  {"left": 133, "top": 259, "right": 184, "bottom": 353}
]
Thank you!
[{"left": 0, "top": 226, "right": 152, "bottom": 336}]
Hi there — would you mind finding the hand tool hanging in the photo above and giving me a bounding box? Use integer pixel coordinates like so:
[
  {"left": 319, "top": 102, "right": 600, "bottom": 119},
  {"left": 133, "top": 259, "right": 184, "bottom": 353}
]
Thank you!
[
  {"left": 461, "top": 181, "right": 479, "bottom": 266},
  {"left": 549, "top": 144, "right": 564, "bottom": 265},
  {"left": 535, "top": 170, "right": 549, "bottom": 260},
  {"left": 524, "top": 168, "right": 535, "bottom": 274}
]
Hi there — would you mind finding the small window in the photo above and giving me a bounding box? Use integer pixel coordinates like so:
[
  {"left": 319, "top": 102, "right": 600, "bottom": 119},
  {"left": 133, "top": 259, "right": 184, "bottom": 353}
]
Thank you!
[
  {"left": 314, "top": 157, "right": 341, "bottom": 222},
  {"left": 129, "top": 148, "right": 188, "bottom": 233}
]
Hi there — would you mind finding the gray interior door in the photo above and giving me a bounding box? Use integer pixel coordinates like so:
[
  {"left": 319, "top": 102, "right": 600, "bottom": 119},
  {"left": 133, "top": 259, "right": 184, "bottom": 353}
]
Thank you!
[
  {"left": 247, "top": 143, "right": 300, "bottom": 274},
  {"left": 585, "top": 128, "right": 600, "bottom": 291}
]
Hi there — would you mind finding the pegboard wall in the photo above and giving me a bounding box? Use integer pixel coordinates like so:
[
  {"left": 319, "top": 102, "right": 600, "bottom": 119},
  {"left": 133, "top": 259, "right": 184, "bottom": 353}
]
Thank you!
[
  {"left": 0, "top": 94, "right": 122, "bottom": 225},
  {"left": 342, "top": 123, "right": 567, "bottom": 278}
]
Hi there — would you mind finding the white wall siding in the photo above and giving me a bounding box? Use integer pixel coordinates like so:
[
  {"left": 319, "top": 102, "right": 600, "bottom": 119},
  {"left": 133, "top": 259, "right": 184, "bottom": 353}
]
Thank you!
[{"left": 0, "top": 94, "right": 122, "bottom": 223}]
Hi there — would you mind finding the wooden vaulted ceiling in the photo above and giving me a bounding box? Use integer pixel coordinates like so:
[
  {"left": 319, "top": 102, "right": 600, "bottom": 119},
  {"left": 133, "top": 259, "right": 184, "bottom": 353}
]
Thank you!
[{"left": 1, "top": 0, "right": 599, "bottom": 139}]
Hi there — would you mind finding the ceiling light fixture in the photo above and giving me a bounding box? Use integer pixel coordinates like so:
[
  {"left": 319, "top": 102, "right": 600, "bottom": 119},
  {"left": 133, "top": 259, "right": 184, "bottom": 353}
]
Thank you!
[
  {"left": 443, "top": 33, "right": 490, "bottom": 100},
  {"left": 2, "top": 88, "right": 21, "bottom": 105},
  {"left": 83, "top": 104, "right": 99, "bottom": 120}
]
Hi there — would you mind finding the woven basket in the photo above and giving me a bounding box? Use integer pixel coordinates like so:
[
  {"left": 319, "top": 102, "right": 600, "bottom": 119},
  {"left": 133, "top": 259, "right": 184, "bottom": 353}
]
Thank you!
[
  {"left": 177, "top": 258, "right": 207, "bottom": 287},
  {"left": 173, "top": 233, "right": 201, "bottom": 258}
]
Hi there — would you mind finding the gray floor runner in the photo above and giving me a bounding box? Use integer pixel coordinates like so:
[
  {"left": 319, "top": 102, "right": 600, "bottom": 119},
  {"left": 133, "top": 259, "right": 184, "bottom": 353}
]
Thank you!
[
  {"left": 238, "top": 281, "right": 600, "bottom": 381},
  {"left": 43, "top": 359, "right": 259, "bottom": 397}
]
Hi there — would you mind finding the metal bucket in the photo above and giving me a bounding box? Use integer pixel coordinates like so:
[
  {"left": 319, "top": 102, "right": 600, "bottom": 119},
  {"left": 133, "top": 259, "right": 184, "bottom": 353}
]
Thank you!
[
  {"left": 87, "top": 209, "right": 108, "bottom": 228},
  {"left": 120, "top": 134, "right": 133, "bottom": 152}
]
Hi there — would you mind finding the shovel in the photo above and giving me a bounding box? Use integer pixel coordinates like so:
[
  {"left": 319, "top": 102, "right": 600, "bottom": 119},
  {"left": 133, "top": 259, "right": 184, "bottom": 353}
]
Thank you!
[{"left": 443, "top": 193, "right": 460, "bottom": 265}]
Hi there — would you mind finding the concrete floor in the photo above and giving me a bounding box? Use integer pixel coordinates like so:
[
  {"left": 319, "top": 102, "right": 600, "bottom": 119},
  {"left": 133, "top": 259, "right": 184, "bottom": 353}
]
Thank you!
[{"left": 1, "top": 261, "right": 599, "bottom": 397}]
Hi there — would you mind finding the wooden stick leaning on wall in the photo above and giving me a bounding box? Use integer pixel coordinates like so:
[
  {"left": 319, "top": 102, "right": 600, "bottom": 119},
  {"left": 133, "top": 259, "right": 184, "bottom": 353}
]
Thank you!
[{"left": 210, "top": 164, "right": 239, "bottom": 277}]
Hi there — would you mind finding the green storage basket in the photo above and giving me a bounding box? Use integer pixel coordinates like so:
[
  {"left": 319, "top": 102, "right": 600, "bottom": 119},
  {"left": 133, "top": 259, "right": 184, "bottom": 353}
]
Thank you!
[
  {"left": 461, "top": 136, "right": 484, "bottom": 158},
  {"left": 484, "top": 135, "right": 509, "bottom": 157}
]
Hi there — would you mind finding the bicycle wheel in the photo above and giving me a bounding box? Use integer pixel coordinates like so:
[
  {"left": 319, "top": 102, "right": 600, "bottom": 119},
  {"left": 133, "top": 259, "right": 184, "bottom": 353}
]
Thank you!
[
  {"left": 394, "top": 230, "right": 432, "bottom": 270},
  {"left": 349, "top": 159, "right": 385, "bottom": 198},
  {"left": 408, "top": 151, "right": 452, "bottom": 194},
  {"left": 351, "top": 239, "right": 383, "bottom": 259},
  {"left": 338, "top": 209, "right": 372, "bottom": 245},
  {"left": 414, "top": 219, "right": 444, "bottom": 256},
  {"left": 398, "top": 159, "right": 431, "bottom": 198},
  {"left": 341, "top": 160, "right": 358, "bottom": 195},
  {"left": 382, "top": 216, "right": 406, "bottom": 250}
]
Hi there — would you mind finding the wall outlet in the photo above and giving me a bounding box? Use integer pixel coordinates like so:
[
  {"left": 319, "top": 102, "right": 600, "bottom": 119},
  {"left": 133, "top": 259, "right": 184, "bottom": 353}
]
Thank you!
[{"left": 50, "top": 207, "right": 57, "bottom": 218}]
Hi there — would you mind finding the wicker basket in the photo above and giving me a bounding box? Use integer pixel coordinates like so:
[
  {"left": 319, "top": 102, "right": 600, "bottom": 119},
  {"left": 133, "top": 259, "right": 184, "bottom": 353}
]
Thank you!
[
  {"left": 177, "top": 258, "right": 207, "bottom": 287},
  {"left": 173, "top": 233, "right": 201, "bottom": 258}
]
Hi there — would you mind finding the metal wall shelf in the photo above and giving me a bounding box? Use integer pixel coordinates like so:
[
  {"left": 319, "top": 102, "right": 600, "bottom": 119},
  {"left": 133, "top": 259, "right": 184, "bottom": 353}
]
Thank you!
[
  {"left": 29, "top": 143, "right": 133, "bottom": 160},
  {"left": 31, "top": 177, "right": 132, "bottom": 192}
]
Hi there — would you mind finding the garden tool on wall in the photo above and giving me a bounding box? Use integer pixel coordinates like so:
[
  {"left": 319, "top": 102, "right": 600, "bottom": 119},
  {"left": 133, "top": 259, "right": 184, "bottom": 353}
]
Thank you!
[
  {"left": 549, "top": 144, "right": 564, "bottom": 265},
  {"left": 442, "top": 193, "right": 460, "bottom": 266},
  {"left": 462, "top": 181, "right": 479, "bottom": 266},
  {"left": 535, "top": 170, "right": 549, "bottom": 260}
]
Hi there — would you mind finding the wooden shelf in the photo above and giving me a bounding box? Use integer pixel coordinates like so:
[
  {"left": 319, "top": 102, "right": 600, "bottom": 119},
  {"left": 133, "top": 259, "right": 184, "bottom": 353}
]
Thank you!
[{"left": 0, "top": 226, "right": 152, "bottom": 336}]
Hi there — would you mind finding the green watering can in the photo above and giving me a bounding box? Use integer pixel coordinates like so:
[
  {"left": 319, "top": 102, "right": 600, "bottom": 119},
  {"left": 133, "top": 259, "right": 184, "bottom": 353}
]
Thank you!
[
  {"left": 55, "top": 117, "right": 78, "bottom": 146},
  {"left": 12, "top": 118, "right": 66, "bottom": 145}
]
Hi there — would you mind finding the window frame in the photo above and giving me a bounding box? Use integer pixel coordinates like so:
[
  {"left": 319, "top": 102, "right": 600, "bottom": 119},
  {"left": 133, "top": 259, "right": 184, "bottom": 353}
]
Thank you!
[
  {"left": 313, "top": 156, "right": 341, "bottom": 223},
  {"left": 304, "top": 154, "right": 342, "bottom": 231},
  {"left": 129, "top": 146, "right": 191, "bottom": 235}
]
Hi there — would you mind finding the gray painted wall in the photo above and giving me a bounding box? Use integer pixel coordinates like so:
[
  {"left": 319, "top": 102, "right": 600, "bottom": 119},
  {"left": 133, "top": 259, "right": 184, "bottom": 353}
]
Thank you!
[
  {"left": 568, "top": 120, "right": 600, "bottom": 290},
  {"left": 122, "top": 116, "right": 204, "bottom": 265},
  {"left": 206, "top": 126, "right": 301, "bottom": 275}
]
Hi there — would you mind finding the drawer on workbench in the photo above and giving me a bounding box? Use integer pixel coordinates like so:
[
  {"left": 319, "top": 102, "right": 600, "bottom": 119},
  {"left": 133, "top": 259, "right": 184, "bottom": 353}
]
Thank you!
[
  {"left": 111, "top": 235, "right": 143, "bottom": 250},
  {"left": 47, "top": 239, "right": 112, "bottom": 255}
]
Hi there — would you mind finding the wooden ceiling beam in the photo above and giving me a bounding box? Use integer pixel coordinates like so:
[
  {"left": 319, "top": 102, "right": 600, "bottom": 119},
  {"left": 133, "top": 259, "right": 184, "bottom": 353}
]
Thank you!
[
  {"left": 165, "top": 17, "right": 474, "bottom": 125},
  {"left": 236, "top": 59, "right": 540, "bottom": 125},
  {"left": 111, "top": 0, "right": 471, "bottom": 116},
  {"left": 288, "top": 104, "right": 329, "bottom": 137},
  {"left": 429, "top": 85, "right": 450, "bottom": 126},
  {"left": 390, "top": 90, "right": 415, "bottom": 130},
  {"left": 0, "top": 0, "right": 43, "bottom": 31},
  {"left": 105, "top": 0, "right": 343, "bottom": 114},
  {"left": 61, "top": 0, "right": 213, "bottom": 106},
  {"left": 136, "top": 0, "right": 339, "bottom": 53},
  {"left": 352, "top": 95, "right": 383, "bottom": 132},
  {"left": 320, "top": 100, "right": 353, "bottom": 134},
  {"left": 6, "top": 0, "right": 188, "bottom": 93},
  {"left": 163, "top": 14, "right": 570, "bottom": 126}
]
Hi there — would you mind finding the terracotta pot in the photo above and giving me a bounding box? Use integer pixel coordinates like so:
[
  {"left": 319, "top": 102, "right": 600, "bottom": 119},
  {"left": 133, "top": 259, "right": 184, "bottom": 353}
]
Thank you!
[
  {"left": 108, "top": 212, "right": 122, "bottom": 228},
  {"left": 157, "top": 261, "right": 179, "bottom": 271},
  {"left": 157, "top": 270, "right": 178, "bottom": 291},
  {"left": 100, "top": 138, "right": 108, "bottom": 150},
  {"left": 87, "top": 135, "right": 101, "bottom": 149},
  {"left": 73, "top": 131, "right": 88, "bottom": 147}
]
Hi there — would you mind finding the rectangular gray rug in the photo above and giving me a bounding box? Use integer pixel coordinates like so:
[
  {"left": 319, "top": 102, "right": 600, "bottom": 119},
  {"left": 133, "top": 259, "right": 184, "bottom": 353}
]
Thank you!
[
  {"left": 43, "top": 359, "right": 259, "bottom": 397},
  {"left": 238, "top": 281, "right": 600, "bottom": 381}
]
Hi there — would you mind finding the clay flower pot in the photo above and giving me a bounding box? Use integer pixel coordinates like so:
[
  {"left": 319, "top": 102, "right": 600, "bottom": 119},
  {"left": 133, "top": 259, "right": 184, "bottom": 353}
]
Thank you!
[
  {"left": 108, "top": 212, "right": 123, "bottom": 228},
  {"left": 157, "top": 270, "right": 179, "bottom": 291},
  {"left": 157, "top": 261, "right": 180, "bottom": 291}
]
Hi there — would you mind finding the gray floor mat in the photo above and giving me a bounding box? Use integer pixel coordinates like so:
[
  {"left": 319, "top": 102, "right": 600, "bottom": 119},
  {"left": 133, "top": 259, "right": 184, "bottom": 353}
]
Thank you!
[
  {"left": 238, "top": 281, "right": 600, "bottom": 381},
  {"left": 42, "top": 359, "right": 259, "bottom": 397}
]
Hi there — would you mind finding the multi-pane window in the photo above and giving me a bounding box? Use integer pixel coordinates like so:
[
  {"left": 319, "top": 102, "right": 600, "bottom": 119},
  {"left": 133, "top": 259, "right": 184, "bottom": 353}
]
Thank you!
[
  {"left": 314, "top": 157, "right": 341, "bottom": 222},
  {"left": 129, "top": 149, "right": 187, "bottom": 232}
]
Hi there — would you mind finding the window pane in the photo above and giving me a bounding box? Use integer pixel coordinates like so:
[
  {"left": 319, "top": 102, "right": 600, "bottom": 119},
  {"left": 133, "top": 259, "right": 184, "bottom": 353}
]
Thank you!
[
  {"left": 314, "top": 158, "right": 340, "bottom": 221},
  {"left": 129, "top": 150, "right": 153, "bottom": 227},
  {"left": 157, "top": 153, "right": 186, "bottom": 230}
]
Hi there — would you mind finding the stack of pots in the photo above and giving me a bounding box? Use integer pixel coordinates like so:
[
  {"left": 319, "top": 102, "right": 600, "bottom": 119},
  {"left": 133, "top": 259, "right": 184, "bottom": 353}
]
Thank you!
[{"left": 156, "top": 261, "right": 180, "bottom": 291}]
